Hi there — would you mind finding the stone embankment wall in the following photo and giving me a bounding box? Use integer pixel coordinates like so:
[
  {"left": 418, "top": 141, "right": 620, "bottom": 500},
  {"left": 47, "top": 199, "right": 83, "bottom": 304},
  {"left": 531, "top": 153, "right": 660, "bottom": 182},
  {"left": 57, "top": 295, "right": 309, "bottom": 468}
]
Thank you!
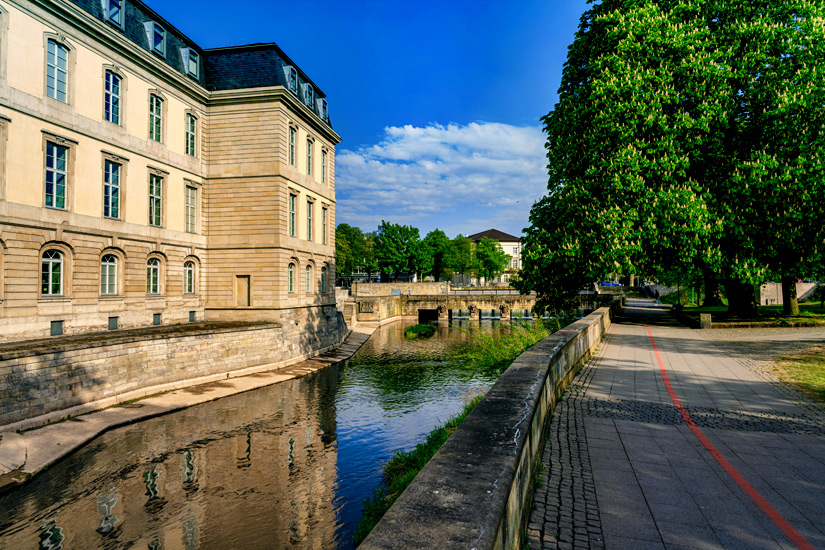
[
  {"left": 353, "top": 282, "right": 449, "bottom": 296},
  {"left": 361, "top": 299, "right": 623, "bottom": 550},
  {"left": 0, "top": 306, "right": 346, "bottom": 429}
]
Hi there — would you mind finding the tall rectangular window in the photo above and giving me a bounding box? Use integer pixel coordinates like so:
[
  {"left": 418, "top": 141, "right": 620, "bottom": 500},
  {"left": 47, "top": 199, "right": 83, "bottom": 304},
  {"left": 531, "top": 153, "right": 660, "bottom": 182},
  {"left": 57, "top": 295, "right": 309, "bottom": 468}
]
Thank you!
[
  {"left": 322, "top": 99, "right": 328, "bottom": 121},
  {"left": 289, "top": 127, "right": 295, "bottom": 166},
  {"left": 185, "top": 114, "right": 197, "bottom": 156},
  {"left": 185, "top": 185, "right": 197, "bottom": 233},
  {"left": 187, "top": 50, "right": 199, "bottom": 78},
  {"left": 46, "top": 40, "right": 68, "bottom": 103},
  {"left": 104, "top": 71, "right": 121, "bottom": 124},
  {"left": 149, "top": 94, "right": 163, "bottom": 142},
  {"left": 306, "top": 139, "right": 312, "bottom": 175},
  {"left": 149, "top": 174, "right": 162, "bottom": 226},
  {"left": 104, "top": 160, "right": 120, "bottom": 218},
  {"left": 288, "top": 67, "right": 297, "bottom": 93},
  {"left": 307, "top": 201, "right": 313, "bottom": 242},
  {"left": 152, "top": 24, "right": 165, "bottom": 55},
  {"left": 322, "top": 207, "right": 328, "bottom": 245},
  {"left": 321, "top": 150, "right": 327, "bottom": 184},
  {"left": 305, "top": 84, "right": 314, "bottom": 107},
  {"left": 289, "top": 194, "right": 296, "bottom": 237},
  {"left": 45, "top": 142, "right": 67, "bottom": 209}
]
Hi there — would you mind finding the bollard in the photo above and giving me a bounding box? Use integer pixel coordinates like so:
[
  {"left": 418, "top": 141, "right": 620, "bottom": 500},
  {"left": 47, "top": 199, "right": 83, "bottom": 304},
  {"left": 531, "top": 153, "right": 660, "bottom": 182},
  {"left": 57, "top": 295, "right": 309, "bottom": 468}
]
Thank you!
[{"left": 699, "top": 313, "right": 712, "bottom": 329}]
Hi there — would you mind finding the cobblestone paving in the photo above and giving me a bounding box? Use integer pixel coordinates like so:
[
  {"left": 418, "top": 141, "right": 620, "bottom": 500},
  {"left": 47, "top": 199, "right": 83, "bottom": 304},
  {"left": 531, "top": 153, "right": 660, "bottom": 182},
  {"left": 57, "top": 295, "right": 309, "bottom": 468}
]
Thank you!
[
  {"left": 527, "top": 311, "right": 825, "bottom": 550},
  {"left": 527, "top": 351, "right": 605, "bottom": 550}
]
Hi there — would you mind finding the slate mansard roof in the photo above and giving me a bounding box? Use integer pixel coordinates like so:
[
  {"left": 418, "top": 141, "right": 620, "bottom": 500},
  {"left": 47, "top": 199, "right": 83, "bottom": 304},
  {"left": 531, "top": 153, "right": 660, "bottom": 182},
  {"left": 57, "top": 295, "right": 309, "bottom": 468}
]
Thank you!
[
  {"left": 66, "top": 0, "right": 331, "bottom": 126},
  {"left": 467, "top": 229, "right": 520, "bottom": 243}
]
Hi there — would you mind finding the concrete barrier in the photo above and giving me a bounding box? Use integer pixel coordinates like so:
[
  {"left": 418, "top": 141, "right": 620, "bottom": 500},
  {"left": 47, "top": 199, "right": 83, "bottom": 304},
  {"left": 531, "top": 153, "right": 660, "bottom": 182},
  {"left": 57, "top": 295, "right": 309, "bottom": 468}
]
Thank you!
[{"left": 360, "top": 298, "right": 623, "bottom": 549}]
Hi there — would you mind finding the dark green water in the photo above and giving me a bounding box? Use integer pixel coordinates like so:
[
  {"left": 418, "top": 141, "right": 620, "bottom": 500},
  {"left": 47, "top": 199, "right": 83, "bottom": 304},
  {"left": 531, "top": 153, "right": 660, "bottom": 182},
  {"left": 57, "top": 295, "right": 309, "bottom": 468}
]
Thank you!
[{"left": 0, "top": 321, "right": 500, "bottom": 549}]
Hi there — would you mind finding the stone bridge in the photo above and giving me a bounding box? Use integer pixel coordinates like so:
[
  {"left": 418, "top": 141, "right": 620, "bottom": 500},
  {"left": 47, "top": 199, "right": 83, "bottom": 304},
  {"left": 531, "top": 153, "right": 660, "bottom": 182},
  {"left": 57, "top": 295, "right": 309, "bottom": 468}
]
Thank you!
[{"left": 346, "top": 283, "right": 539, "bottom": 324}]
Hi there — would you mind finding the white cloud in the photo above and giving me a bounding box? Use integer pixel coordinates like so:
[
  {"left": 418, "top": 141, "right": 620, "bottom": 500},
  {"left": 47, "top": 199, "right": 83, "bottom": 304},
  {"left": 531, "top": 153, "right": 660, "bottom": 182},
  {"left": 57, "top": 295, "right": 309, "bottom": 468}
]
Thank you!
[{"left": 336, "top": 122, "right": 548, "bottom": 237}]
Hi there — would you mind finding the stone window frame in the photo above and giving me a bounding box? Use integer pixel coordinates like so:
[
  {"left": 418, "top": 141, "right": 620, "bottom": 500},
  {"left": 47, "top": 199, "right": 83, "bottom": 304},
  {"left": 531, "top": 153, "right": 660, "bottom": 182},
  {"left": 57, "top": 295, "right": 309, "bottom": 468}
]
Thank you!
[
  {"left": 102, "top": 65, "right": 127, "bottom": 127},
  {"left": 288, "top": 190, "right": 298, "bottom": 237},
  {"left": 101, "top": 150, "right": 129, "bottom": 220},
  {"left": 147, "top": 166, "right": 168, "bottom": 228},
  {"left": 183, "top": 255, "right": 200, "bottom": 295},
  {"left": 287, "top": 262, "right": 296, "bottom": 294},
  {"left": 0, "top": 5, "right": 8, "bottom": 82},
  {"left": 0, "top": 115, "right": 9, "bottom": 202},
  {"left": 321, "top": 148, "right": 327, "bottom": 184},
  {"left": 0, "top": 238, "right": 6, "bottom": 303},
  {"left": 320, "top": 264, "right": 328, "bottom": 295},
  {"left": 42, "top": 130, "right": 78, "bottom": 212},
  {"left": 146, "top": 252, "right": 166, "bottom": 296},
  {"left": 148, "top": 89, "right": 167, "bottom": 144},
  {"left": 39, "top": 242, "right": 73, "bottom": 299},
  {"left": 288, "top": 124, "right": 297, "bottom": 166},
  {"left": 43, "top": 33, "right": 77, "bottom": 106},
  {"left": 306, "top": 136, "right": 313, "bottom": 176},
  {"left": 321, "top": 204, "right": 328, "bottom": 245},
  {"left": 306, "top": 197, "right": 315, "bottom": 242},
  {"left": 305, "top": 262, "right": 314, "bottom": 294},
  {"left": 184, "top": 110, "right": 198, "bottom": 157},
  {"left": 99, "top": 247, "right": 125, "bottom": 297},
  {"left": 184, "top": 179, "right": 201, "bottom": 234}
]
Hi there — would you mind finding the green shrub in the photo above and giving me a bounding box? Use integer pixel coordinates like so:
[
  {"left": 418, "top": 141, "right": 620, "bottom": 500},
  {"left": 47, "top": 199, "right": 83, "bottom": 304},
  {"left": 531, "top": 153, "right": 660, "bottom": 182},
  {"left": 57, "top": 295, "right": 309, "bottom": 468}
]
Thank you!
[{"left": 403, "top": 324, "right": 437, "bottom": 338}]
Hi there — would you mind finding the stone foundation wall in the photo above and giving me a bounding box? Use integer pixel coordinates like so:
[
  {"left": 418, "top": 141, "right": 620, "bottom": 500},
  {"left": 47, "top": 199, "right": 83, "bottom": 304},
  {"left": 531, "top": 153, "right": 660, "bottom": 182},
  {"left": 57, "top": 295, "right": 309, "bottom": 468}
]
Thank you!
[
  {"left": 0, "top": 306, "right": 346, "bottom": 428},
  {"left": 361, "top": 299, "right": 624, "bottom": 550},
  {"left": 353, "top": 282, "right": 449, "bottom": 296}
]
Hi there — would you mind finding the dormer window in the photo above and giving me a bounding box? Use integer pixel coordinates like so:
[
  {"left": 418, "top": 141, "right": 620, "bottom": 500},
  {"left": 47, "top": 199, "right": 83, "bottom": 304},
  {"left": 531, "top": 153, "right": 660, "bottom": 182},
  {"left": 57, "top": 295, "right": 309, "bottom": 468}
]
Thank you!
[
  {"left": 305, "top": 84, "right": 314, "bottom": 107},
  {"left": 321, "top": 99, "right": 328, "bottom": 120},
  {"left": 144, "top": 22, "right": 166, "bottom": 56},
  {"left": 288, "top": 67, "right": 297, "bottom": 93},
  {"left": 102, "top": 0, "right": 123, "bottom": 28},
  {"left": 182, "top": 48, "right": 199, "bottom": 78}
]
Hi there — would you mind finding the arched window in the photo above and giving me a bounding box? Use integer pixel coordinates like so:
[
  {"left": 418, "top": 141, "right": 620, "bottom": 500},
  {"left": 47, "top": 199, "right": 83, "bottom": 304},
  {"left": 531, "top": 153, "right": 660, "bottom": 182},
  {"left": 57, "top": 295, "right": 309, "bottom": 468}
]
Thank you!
[
  {"left": 306, "top": 265, "right": 312, "bottom": 293},
  {"left": 42, "top": 250, "right": 63, "bottom": 295},
  {"left": 321, "top": 266, "right": 327, "bottom": 294},
  {"left": 101, "top": 254, "right": 117, "bottom": 295},
  {"left": 147, "top": 258, "right": 160, "bottom": 294},
  {"left": 184, "top": 261, "right": 195, "bottom": 294},
  {"left": 287, "top": 263, "right": 295, "bottom": 293}
]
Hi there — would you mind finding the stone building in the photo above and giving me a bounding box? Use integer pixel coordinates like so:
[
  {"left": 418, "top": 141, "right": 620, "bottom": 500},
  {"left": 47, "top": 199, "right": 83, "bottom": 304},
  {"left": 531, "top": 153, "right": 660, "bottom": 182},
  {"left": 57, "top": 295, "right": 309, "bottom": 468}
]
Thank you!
[
  {"left": 0, "top": 0, "right": 340, "bottom": 340},
  {"left": 467, "top": 228, "right": 520, "bottom": 285}
]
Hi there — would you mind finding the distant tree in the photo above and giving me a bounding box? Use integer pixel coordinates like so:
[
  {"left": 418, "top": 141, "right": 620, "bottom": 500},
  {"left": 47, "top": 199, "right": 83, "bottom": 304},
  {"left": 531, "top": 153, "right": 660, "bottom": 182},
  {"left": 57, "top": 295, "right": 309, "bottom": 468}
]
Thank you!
[
  {"left": 452, "top": 235, "right": 476, "bottom": 284},
  {"left": 423, "top": 229, "right": 455, "bottom": 281},
  {"left": 375, "top": 221, "right": 428, "bottom": 281},
  {"left": 335, "top": 226, "right": 353, "bottom": 277},
  {"left": 475, "top": 237, "right": 510, "bottom": 284}
]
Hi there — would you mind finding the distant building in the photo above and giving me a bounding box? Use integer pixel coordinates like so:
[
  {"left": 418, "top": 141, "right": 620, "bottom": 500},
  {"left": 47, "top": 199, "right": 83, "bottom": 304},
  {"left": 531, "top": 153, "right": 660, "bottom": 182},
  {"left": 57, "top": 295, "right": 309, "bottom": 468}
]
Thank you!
[
  {"left": 466, "top": 229, "right": 521, "bottom": 285},
  {"left": 0, "top": 0, "right": 340, "bottom": 340}
]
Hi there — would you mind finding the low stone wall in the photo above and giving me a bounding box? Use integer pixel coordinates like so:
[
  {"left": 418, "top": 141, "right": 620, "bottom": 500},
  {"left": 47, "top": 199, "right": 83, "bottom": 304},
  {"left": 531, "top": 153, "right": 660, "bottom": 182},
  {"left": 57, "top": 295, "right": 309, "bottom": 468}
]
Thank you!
[
  {"left": 361, "top": 299, "right": 623, "bottom": 550},
  {"left": 0, "top": 306, "right": 346, "bottom": 429},
  {"left": 353, "top": 282, "right": 449, "bottom": 296}
]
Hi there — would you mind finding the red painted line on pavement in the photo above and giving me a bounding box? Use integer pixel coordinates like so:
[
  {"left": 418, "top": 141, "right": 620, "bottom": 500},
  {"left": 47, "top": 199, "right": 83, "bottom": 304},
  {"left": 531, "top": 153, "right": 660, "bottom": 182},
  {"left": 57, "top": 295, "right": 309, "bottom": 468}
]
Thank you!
[{"left": 645, "top": 324, "right": 814, "bottom": 550}]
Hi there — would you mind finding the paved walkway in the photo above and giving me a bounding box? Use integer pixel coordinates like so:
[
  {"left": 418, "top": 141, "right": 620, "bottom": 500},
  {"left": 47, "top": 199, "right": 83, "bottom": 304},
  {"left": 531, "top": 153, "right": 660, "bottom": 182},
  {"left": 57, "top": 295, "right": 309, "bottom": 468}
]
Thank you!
[
  {"left": 528, "top": 299, "right": 825, "bottom": 550},
  {"left": 0, "top": 326, "right": 375, "bottom": 492}
]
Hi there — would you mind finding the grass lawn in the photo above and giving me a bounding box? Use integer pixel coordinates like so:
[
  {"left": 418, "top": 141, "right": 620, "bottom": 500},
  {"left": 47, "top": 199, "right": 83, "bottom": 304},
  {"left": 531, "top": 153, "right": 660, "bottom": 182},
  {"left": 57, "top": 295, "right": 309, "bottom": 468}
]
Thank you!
[
  {"left": 677, "top": 301, "right": 825, "bottom": 324},
  {"left": 772, "top": 346, "right": 825, "bottom": 405}
]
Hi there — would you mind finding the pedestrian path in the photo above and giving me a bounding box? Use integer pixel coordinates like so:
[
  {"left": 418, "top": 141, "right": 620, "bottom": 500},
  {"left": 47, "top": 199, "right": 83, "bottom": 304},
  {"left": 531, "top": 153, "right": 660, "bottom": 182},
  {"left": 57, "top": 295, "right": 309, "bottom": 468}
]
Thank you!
[{"left": 528, "top": 299, "right": 825, "bottom": 550}]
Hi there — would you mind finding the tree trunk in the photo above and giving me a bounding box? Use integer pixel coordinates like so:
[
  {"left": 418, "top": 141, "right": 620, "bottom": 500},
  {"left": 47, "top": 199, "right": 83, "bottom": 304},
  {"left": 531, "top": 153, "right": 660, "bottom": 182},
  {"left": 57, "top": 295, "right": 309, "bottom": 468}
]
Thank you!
[
  {"left": 781, "top": 275, "right": 799, "bottom": 316},
  {"left": 724, "top": 279, "right": 757, "bottom": 317},
  {"left": 703, "top": 270, "right": 724, "bottom": 307}
]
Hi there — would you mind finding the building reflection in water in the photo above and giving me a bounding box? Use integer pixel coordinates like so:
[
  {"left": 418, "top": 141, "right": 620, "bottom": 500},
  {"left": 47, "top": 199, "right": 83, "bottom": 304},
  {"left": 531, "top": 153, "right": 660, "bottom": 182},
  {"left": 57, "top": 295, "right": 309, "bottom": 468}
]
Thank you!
[{"left": 0, "top": 366, "right": 341, "bottom": 549}]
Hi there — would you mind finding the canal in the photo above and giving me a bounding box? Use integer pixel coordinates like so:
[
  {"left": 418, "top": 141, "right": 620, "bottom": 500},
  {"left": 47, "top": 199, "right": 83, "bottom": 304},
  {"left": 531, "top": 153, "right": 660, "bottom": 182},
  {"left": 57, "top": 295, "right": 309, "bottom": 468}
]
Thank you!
[{"left": 0, "top": 320, "right": 501, "bottom": 549}]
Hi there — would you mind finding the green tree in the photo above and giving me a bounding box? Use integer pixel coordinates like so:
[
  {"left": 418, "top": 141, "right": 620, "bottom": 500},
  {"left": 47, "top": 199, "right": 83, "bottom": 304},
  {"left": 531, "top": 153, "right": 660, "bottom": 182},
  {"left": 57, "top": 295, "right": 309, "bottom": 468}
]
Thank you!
[
  {"left": 517, "top": 0, "right": 825, "bottom": 315},
  {"left": 452, "top": 235, "right": 476, "bottom": 284},
  {"left": 375, "top": 221, "right": 428, "bottom": 281},
  {"left": 475, "top": 237, "right": 510, "bottom": 284},
  {"left": 423, "top": 229, "right": 455, "bottom": 281}
]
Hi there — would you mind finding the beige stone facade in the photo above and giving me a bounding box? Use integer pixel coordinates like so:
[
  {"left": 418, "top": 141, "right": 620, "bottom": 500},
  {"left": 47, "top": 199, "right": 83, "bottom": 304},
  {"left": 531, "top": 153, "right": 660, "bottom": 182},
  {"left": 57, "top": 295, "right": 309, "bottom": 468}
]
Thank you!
[{"left": 0, "top": 0, "right": 340, "bottom": 340}]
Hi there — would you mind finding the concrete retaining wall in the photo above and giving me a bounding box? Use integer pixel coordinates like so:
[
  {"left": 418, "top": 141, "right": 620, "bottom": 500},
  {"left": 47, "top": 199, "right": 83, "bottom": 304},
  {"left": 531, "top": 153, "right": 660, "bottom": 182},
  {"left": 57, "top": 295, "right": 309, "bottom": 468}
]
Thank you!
[
  {"left": 353, "top": 282, "right": 449, "bottom": 296},
  {"left": 0, "top": 306, "right": 346, "bottom": 429},
  {"left": 361, "top": 299, "right": 623, "bottom": 550}
]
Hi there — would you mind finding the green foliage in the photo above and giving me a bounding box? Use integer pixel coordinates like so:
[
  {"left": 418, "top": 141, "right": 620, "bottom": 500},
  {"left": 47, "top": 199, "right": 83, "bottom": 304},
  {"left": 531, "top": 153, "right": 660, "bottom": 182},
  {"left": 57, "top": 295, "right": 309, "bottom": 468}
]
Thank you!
[
  {"left": 475, "top": 237, "right": 511, "bottom": 283},
  {"left": 423, "top": 229, "right": 456, "bottom": 280},
  {"left": 452, "top": 234, "right": 476, "bottom": 280},
  {"left": 518, "top": 0, "right": 825, "bottom": 314},
  {"left": 375, "top": 221, "right": 433, "bottom": 280},
  {"left": 335, "top": 223, "right": 378, "bottom": 277},
  {"left": 463, "top": 321, "right": 551, "bottom": 376},
  {"left": 353, "top": 395, "right": 484, "bottom": 545},
  {"left": 403, "top": 324, "right": 437, "bottom": 338}
]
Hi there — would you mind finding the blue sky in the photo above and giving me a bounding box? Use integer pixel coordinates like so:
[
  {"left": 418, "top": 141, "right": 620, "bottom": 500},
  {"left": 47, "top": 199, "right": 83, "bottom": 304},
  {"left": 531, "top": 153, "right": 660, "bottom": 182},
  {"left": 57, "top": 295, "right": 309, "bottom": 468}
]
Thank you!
[{"left": 148, "top": 0, "right": 591, "bottom": 238}]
